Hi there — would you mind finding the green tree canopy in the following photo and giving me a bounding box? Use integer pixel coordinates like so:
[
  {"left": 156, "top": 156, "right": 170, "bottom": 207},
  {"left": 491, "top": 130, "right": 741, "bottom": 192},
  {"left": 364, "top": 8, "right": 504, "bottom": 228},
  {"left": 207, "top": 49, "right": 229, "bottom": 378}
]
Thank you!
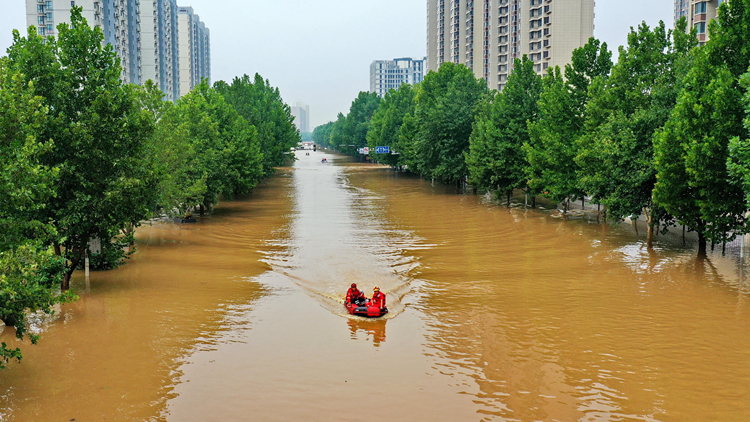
[
  {"left": 524, "top": 38, "right": 613, "bottom": 208},
  {"left": 577, "top": 20, "right": 693, "bottom": 244},
  {"left": 7, "top": 9, "right": 157, "bottom": 288},
  {"left": 416, "top": 62, "right": 488, "bottom": 185},
  {"left": 0, "top": 57, "right": 73, "bottom": 368},
  {"left": 655, "top": 2, "right": 750, "bottom": 255},
  {"left": 466, "top": 57, "right": 540, "bottom": 199},
  {"left": 214, "top": 74, "right": 299, "bottom": 174},
  {"left": 367, "top": 84, "right": 416, "bottom": 168}
]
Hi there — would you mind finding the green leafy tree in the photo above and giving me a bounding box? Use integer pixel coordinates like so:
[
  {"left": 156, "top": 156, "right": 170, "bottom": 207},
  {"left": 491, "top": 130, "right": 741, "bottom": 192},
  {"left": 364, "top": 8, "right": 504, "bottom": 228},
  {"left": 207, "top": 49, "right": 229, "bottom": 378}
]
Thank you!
[
  {"left": 312, "top": 121, "right": 335, "bottom": 147},
  {"left": 525, "top": 39, "right": 612, "bottom": 208},
  {"left": 577, "top": 21, "right": 693, "bottom": 246},
  {"left": 728, "top": 72, "right": 750, "bottom": 208},
  {"left": 134, "top": 81, "right": 207, "bottom": 218},
  {"left": 328, "top": 92, "right": 381, "bottom": 155},
  {"left": 172, "top": 81, "right": 263, "bottom": 213},
  {"left": 214, "top": 74, "right": 299, "bottom": 174},
  {"left": 7, "top": 10, "right": 156, "bottom": 289},
  {"left": 0, "top": 57, "right": 74, "bottom": 368},
  {"left": 655, "top": 2, "right": 750, "bottom": 256},
  {"left": 466, "top": 57, "right": 540, "bottom": 201},
  {"left": 416, "top": 62, "right": 488, "bottom": 185},
  {"left": 367, "top": 84, "right": 416, "bottom": 168}
]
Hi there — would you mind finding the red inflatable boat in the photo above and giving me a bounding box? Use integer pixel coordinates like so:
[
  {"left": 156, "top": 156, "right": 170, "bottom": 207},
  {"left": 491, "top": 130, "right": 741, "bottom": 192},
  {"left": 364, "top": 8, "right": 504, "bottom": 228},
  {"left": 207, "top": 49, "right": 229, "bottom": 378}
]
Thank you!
[{"left": 345, "top": 302, "right": 388, "bottom": 318}]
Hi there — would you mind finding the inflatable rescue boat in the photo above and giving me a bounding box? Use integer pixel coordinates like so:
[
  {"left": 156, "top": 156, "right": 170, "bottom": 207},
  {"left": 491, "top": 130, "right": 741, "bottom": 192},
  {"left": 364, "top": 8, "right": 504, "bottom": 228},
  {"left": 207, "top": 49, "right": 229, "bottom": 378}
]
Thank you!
[{"left": 345, "top": 301, "right": 388, "bottom": 318}]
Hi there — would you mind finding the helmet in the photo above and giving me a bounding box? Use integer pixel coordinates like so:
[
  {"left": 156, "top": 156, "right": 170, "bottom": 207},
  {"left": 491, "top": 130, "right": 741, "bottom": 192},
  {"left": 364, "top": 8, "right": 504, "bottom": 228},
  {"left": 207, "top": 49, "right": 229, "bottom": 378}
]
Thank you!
[
  {"left": 373, "top": 286, "right": 380, "bottom": 291},
  {"left": 351, "top": 283, "right": 357, "bottom": 288}
]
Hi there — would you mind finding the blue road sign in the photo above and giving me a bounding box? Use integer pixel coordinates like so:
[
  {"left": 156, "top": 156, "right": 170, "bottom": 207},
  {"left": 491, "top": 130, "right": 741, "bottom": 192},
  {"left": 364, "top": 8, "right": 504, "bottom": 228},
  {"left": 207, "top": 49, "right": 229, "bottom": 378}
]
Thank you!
[{"left": 375, "top": 146, "right": 390, "bottom": 154}]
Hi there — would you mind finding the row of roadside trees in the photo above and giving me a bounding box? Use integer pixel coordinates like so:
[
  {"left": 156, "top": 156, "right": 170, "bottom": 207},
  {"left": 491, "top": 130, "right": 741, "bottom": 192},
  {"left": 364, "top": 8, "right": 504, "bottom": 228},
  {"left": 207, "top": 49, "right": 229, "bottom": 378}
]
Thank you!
[
  {"left": 0, "top": 8, "right": 299, "bottom": 368},
  {"left": 314, "top": 2, "right": 750, "bottom": 258}
]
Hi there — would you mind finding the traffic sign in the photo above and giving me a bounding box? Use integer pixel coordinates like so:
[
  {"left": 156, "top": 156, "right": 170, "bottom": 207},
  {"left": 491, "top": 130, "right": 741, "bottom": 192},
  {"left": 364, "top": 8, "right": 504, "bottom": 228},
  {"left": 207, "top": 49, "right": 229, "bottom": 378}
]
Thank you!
[
  {"left": 358, "top": 148, "right": 365, "bottom": 154},
  {"left": 363, "top": 147, "right": 369, "bottom": 154},
  {"left": 375, "top": 146, "right": 390, "bottom": 154}
]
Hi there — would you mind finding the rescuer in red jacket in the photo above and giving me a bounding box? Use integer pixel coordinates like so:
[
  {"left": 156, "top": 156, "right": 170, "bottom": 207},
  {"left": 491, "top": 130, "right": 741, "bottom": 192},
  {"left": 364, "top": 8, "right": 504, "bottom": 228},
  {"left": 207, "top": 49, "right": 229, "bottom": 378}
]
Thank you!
[
  {"left": 370, "top": 286, "right": 386, "bottom": 310},
  {"left": 346, "top": 283, "right": 365, "bottom": 305}
]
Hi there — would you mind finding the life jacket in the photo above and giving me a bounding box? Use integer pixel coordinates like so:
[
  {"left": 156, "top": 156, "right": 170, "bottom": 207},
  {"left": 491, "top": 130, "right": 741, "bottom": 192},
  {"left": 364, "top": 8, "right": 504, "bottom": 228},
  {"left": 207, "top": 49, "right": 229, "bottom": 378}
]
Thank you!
[
  {"left": 346, "top": 288, "right": 362, "bottom": 303},
  {"left": 371, "top": 291, "right": 385, "bottom": 308}
]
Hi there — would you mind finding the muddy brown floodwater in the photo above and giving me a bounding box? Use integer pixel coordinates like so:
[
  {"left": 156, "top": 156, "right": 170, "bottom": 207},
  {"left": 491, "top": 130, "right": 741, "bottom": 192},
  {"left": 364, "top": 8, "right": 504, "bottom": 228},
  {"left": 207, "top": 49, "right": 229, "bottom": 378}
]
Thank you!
[{"left": 2, "top": 150, "right": 750, "bottom": 421}]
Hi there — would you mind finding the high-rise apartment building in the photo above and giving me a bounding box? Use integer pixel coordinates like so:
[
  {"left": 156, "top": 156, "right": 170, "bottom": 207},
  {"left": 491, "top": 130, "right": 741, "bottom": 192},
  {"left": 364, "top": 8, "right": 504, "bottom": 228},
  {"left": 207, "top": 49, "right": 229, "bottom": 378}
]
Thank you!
[
  {"left": 290, "top": 102, "right": 310, "bottom": 133},
  {"left": 370, "top": 57, "right": 426, "bottom": 97},
  {"left": 178, "top": 6, "right": 211, "bottom": 97},
  {"left": 141, "top": 0, "right": 180, "bottom": 101},
  {"left": 26, "top": 0, "right": 142, "bottom": 84},
  {"left": 25, "top": 0, "right": 210, "bottom": 101},
  {"left": 675, "top": 0, "right": 726, "bottom": 44},
  {"left": 426, "top": 0, "right": 595, "bottom": 91}
]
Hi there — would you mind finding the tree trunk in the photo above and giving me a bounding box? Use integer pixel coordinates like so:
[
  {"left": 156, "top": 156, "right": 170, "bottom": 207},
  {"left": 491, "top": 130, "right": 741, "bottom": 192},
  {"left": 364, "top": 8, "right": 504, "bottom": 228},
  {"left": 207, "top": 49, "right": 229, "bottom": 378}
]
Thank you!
[
  {"left": 531, "top": 196, "right": 536, "bottom": 209},
  {"left": 698, "top": 231, "right": 707, "bottom": 258},
  {"left": 581, "top": 196, "right": 585, "bottom": 210},
  {"left": 199, "top": 204, "right": 205, "bottom": 216},
  {"left": 645, "top": 207, "right": 654, "bottom": 249},
  {"left": 61, "top": 242, "right": 87, "bottom": 291},
  {"left": 507, "top": 191, "right": 511, "bottom": 207}
]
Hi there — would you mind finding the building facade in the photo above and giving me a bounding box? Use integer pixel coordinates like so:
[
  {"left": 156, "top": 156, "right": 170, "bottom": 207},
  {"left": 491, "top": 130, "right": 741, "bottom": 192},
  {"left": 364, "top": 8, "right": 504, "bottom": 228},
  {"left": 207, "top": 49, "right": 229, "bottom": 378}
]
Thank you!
[
  {"left": 675, "top": 0, "right": 726, "bottom": 44},
  {"left": 290, "top": 102, "right": 310, "bottom": 133},
  {"left": 27, "top": 0, "right": 142, "bottom": 84},
  {"left": 370, "top": 57, "right": 426, "bottom": 97},
  {"left": 426, "top": 0, "right": 595, "bottom": 91},
  {"left": 178, "top": 6, "right": 211, "bottom": 97},
  {"left": 141, "top": 0, "right": 180, "bottom": 101},
  {"left": 26, "top": 0, "right": 210, "bottom": 100}
]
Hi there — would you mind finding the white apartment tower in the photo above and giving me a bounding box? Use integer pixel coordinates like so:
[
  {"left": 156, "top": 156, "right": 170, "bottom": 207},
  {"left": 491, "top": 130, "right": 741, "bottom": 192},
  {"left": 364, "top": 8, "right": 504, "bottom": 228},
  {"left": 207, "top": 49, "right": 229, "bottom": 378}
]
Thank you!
[
  {"left": 26, "top": 0, "right": 142, "bottom": 84},
  {"left": 426, "top": 0, "right": 595, "bottom": 90},
  {"left": 370, "top": 57, "right": 426, "bottom": 97},
  {"left": 141, "top": 0, "right": 180, "bottom": 101},
  {"left": 675, "top": 0, "right": 726, "bottom": 44},
  {"left": 25, "top": 0, "right": 210, "bottom": 101},
  {"left": 178, "top": 6, "right": 211, "bottom": 97},
  {"left": 290, "top": 102, "right": 310, "bottom": 133}
]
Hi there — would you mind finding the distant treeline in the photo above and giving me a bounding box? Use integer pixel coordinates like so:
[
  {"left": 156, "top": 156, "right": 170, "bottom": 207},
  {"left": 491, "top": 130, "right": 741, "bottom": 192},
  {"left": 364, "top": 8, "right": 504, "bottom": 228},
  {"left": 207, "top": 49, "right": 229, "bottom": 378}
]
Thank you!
[
  {"left": 0, "top": 8, "right": 299, "bottom": 367},
  {"left": 314, "top": 3, "right": 750, "bottom": 259}
]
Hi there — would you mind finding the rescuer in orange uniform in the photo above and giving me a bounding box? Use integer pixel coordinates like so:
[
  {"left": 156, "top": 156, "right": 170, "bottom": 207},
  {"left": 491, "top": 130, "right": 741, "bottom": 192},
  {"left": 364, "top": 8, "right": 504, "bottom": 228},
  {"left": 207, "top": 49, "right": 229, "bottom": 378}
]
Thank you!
[
  {"left": 370, "top": 286, "right": 386, "bottom": 310},
  {"left": 346, "top": 283, "right": 365, "bottom": 305}
]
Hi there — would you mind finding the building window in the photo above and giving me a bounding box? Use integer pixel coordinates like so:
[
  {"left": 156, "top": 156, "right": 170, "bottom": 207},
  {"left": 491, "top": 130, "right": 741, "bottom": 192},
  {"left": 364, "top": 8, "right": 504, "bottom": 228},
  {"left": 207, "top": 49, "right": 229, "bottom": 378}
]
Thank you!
[
  {"left": 38, "top": 26, "right": 46, "bottom": 36},
  {"left": 695, "top": 2, "right": 707, "bottom": 13},
  {"left": 45, "top": 1, "right": 52, "bottom": 9},
  {"left": 38, "top": 5, "right": 45, "bottom": 13},
  {"left": 695, "top": 22, "right": 706, "bottom": 33},
  {"left": 46, "top": 12, "right": 53, "bottom": 20},
  {"left": 38, "top": 16, "right": 45, "bottom": 25}
]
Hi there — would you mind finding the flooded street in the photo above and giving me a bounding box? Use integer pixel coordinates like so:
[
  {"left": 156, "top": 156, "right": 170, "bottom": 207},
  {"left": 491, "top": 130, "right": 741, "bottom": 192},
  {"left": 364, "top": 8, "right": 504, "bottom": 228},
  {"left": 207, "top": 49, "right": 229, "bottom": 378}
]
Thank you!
[{"left": 2, "top": 150, "right": 750, "bottom": 421}]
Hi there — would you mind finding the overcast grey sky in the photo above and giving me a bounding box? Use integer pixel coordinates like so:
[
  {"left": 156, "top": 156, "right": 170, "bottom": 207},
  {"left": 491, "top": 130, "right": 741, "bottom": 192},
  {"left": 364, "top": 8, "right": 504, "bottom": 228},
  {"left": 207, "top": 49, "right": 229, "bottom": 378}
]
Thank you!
[{"left": 1, "top": 1, "right": 673, "bottom": 128}]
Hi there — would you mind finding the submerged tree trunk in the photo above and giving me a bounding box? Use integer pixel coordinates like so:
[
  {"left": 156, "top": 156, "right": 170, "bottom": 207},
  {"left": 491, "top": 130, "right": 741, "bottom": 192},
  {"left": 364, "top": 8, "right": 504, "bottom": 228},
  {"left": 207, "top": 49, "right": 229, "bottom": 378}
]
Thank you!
[
  {"left": 62, "top": 245, "right": 86, "bottom": 291},
  {"left": 507, "top": 191, "right": 512, "bottom": 207},
  {"left": 531, "top": 196, "right": 536, "bottom": 209},
  {"left": 644, "top": 207, "right": 655, "bottom": 249},
  {"left": 698, "top": 231, "right": 707, "bottom": 258},
  {"left": 199, "top": 204, "right": 205, "bottom": 216}
]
